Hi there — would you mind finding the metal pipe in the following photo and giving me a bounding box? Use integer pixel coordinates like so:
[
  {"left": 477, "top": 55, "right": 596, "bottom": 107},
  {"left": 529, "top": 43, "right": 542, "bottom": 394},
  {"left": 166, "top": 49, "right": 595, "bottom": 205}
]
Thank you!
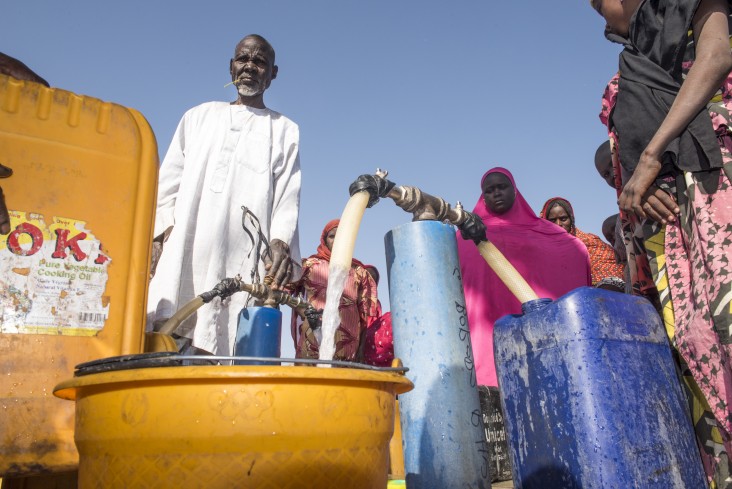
[
  {"left": 350, "top": 170, "right": 539, "bottom": 304},
  {"left": 157, "top": 276, "right": 310, "bottom": 337},
  {"left": 372, "top": 169, "right": 470, "bottom": 225}
]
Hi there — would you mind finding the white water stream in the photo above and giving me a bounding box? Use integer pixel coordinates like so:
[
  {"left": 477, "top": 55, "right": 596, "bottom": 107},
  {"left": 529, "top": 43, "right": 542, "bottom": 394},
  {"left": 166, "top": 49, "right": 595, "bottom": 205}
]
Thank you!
[{"left": 318, "top": 192, "right": 370, "bottom": 363}]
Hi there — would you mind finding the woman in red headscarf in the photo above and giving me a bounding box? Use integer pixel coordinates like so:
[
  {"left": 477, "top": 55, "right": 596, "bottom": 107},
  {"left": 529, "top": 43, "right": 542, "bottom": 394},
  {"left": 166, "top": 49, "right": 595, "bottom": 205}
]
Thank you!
[
  {"left": 540, "top": 197, "right": 626, "bottom": 289},
  {"left": 289, "top": 219, "right": 378, "bottom": 362},
  {"left": 456, "top": 168, "right": 592, "bottom": 387}
]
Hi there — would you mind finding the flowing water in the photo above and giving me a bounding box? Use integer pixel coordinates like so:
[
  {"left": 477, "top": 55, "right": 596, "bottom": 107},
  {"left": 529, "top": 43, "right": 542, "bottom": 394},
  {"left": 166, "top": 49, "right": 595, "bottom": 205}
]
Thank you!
[{"left": 318, "top": 192, "right": 370, "bottom": 363}]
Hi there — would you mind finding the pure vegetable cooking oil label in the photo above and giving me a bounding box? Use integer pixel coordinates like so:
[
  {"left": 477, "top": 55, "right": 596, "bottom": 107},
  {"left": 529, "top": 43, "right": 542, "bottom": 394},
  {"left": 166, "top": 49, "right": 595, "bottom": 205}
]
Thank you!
[{"left": 0, "top": 210, "right": 111, "bottom": 336}]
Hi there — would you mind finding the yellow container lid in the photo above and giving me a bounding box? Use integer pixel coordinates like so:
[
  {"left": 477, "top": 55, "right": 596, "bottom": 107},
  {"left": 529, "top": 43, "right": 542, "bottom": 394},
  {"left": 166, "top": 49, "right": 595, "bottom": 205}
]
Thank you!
[{"left": 0, "top": 75, "right": 158, "bottom": 476}]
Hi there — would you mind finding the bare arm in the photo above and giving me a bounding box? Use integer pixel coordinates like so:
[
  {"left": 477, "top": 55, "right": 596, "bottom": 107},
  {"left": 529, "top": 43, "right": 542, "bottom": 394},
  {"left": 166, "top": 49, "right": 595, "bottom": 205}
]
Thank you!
[{"left": 620, "top": 0, "right": 732, "bottom": 222}]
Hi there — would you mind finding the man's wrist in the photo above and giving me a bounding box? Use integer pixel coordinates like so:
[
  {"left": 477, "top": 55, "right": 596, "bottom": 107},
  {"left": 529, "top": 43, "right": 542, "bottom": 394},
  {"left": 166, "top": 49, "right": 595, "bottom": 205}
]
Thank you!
[{"left": 271, "top": 238, "right": 290, "bottom": 252}]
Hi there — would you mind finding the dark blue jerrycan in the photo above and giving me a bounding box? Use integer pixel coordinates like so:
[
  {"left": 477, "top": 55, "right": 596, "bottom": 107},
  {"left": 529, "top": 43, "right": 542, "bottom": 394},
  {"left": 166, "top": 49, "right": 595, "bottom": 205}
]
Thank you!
[
  {"left": 234, "top": 306, "right": 281, "bottom": 365},
  {"left": 494, "top": 287, "right": 706, "bottom": 489}
]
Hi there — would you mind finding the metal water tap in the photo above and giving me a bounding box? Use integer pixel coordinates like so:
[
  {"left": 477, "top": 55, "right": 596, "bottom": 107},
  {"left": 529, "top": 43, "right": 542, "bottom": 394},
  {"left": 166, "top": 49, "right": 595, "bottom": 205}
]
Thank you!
[
  {"left": 157, "top": 275, "right": 310, "bottom": 337},
  {"left": 349, "top": 169, "right": 486, "bottom": 241},
  {"left": 346, "top": 169, "right": 536, "bottom": 306},
  {"left": 195, "top": 274, "right": 309, "bottom": 310},
  {"left": 248, "top": 276, "right": 310, "bottom": 309}
]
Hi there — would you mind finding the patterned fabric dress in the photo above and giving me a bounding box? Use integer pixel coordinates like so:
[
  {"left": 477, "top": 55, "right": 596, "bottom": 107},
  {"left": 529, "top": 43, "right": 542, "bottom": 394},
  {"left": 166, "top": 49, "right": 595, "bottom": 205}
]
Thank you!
[
  {"left": 362, "top": 309, "right": 394, "bottom": 367},
  {"left": 600, "top": 18, "right": 732, "bottom": 487},
  {"left": 539, "top": 197, "right": 626, "bottom": 286},
  {"left": 575, "top": 229, "right": 626, "bottom": 286}
]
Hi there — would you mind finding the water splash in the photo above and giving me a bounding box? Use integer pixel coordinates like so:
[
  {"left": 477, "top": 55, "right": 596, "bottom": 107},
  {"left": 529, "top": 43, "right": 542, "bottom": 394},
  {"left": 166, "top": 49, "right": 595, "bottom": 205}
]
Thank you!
[{"left": 318, "top": 264, "right": 349, "bottom": 361}]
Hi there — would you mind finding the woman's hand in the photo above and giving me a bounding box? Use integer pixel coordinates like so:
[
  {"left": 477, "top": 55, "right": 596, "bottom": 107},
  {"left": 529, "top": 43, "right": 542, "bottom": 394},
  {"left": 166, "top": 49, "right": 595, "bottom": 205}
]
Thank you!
[
  {"left": 641, "top": 184, "right": 679, "bottom": 224},
  {"left": 620, "top": 152, "right": 679, "bottom": 224},
  {"left": 618, "top": 0, "right": 730, "bottom": 225}
]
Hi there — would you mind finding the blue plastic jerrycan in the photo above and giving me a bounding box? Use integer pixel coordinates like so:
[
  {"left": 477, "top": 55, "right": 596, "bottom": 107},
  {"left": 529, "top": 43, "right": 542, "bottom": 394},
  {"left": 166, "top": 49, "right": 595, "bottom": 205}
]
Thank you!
[
  {"left": 494, "top": 287, "right": 706, "bottom": 489},
  {"left": 234, "top": 306, "right": 281, "bottom": 365}
]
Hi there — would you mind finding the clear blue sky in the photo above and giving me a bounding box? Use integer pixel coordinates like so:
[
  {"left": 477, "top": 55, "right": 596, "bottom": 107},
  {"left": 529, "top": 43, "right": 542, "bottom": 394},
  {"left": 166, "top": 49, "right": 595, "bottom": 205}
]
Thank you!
[{"left": 3, "top": 2, "right": 622, "bottom": 353}]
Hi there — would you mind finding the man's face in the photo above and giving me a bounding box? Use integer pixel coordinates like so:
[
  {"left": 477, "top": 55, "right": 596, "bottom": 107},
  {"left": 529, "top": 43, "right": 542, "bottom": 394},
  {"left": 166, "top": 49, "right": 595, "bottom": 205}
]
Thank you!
[
  {"left": 229, "top": 37, "right": 277, "bottom": 98},
  {"left": 482, "top": 173, "right": 515, "bottom": 215},
  {"left": 546, "top": 205, "right": 572, "bottom": 233}
]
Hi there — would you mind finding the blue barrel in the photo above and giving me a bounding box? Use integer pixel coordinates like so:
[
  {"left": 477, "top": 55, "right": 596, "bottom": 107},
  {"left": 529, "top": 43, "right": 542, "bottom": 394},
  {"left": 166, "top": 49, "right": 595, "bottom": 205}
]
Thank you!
[
  {"left": 385, "top": 221, "right": 490, "bottom": 489},
  {"left": 234, "top": 306, "right": 281, "bottom": 365},
  {"left": 494, "top": 287, "right": 706, "bottom": 488}
]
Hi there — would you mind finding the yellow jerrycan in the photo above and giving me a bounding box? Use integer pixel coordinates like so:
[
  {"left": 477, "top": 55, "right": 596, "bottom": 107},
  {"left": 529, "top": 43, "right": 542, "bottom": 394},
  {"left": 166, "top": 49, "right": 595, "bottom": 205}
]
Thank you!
[{"left": 0, "top": 74, "right": 158, "bottom": 478}]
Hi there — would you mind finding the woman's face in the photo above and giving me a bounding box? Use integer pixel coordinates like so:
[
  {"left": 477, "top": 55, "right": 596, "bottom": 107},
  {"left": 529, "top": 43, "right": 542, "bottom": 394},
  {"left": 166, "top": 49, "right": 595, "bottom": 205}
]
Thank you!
[
  {"left": 482, "top": 173, "right": 516, "bottom": 215},
  {"left": 546, "top": 204, "right": 572, "bottom": 233},
  {"left": 325, "top": 227, "right": 338, "bottom": 251}
]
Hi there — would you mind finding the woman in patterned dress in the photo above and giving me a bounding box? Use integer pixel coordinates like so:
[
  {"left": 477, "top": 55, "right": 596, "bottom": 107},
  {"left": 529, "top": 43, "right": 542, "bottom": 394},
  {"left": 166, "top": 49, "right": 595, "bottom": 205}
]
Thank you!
[
  {"left": 540, "top": 197, "right": 626, "bottom": 289},
  {"left": 592, "top": 0, "right": 732, "bottom": 484}
]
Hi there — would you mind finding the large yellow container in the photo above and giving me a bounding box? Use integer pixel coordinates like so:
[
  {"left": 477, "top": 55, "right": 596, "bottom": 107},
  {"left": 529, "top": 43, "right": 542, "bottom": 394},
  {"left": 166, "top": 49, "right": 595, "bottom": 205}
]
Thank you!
[
  {"left": 0, "top": 75, "right": 158, "bottom": 476},
  {"left": 53, "top": 363, "right": 413, "bottom": 488}
]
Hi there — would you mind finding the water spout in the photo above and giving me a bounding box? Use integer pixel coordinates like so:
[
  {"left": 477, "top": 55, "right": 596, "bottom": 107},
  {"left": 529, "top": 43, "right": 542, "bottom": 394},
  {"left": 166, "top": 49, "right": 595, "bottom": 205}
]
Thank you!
[
  {"left": 157, "top": 276, "right": 310, "bottom": 337},
  {"left": 318, "top": 191, "right": 371, "bottom": 362},
  {"left": 349, "top": 170, "right": 539, "bottom": 304}
]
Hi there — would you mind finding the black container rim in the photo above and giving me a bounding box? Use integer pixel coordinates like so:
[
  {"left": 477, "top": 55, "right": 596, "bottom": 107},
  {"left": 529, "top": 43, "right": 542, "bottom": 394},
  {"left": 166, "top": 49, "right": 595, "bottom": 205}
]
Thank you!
[{"left": 74, "top": 352, "right": 409, "bottom": 376}]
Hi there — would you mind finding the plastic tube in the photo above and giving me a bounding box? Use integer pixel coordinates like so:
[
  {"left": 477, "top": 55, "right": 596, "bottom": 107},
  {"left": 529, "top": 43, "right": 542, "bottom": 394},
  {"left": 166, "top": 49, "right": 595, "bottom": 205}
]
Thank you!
[
  {"left": 477, "top": 241, "right": 539, "bottom": 304},
  {"left": 157, "top": 297, "right": 205, "bottom": 335},
  {"left": 319, "top": 191, "right": 370, "bottom": 362}
]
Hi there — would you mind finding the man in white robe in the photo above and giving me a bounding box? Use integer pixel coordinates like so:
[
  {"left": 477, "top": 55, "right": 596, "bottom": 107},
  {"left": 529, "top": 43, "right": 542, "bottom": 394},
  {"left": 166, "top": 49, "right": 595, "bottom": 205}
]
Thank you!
[{"left": 147, "top": 34, "right": 301, "bottom": 355}]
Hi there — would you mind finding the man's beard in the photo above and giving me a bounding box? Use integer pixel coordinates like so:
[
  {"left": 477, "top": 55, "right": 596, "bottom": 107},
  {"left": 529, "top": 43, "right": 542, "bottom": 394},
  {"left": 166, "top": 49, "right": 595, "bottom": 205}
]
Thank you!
[{"left": 235, "top": 80, "right": 263, "bottom": 98}]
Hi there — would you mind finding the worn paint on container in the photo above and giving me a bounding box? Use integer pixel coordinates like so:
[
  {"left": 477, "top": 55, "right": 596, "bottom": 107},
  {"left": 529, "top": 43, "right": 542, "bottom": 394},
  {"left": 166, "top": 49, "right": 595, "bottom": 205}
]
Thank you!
[
  {"left": 385, "top": 221, "right": 490, "bottom": 489},
  {"left": 494, "top": 287, "right": 706, "bottom": 488},
  {"left": 0, "top": 76, "right": 157, "bottom": 476}
]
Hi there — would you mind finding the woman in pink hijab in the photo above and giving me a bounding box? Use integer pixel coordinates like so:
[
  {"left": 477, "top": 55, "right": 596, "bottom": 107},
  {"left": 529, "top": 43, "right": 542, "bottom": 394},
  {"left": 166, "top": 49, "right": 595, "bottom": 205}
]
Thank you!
[{"left": 457, "top": 167, "right": 592, "bottom": 387}]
